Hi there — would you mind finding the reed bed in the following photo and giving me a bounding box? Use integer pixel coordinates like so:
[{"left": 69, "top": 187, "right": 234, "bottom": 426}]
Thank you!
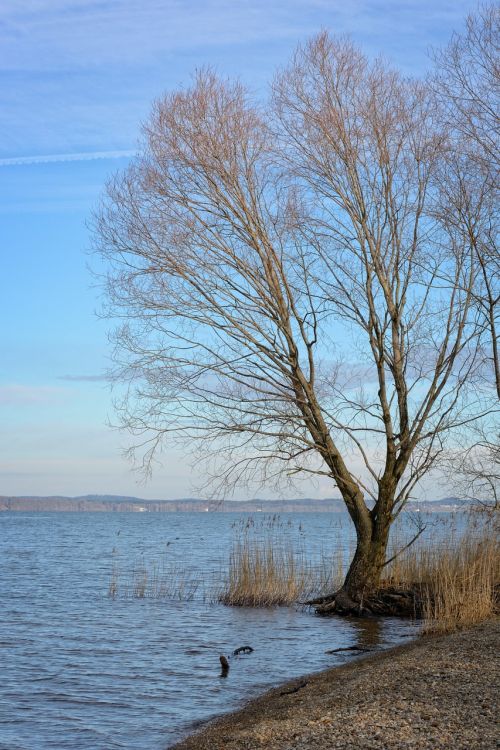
[
  {"left": 383, "top": 517, "right": 499, "bottom": 632},
  {"left": 421, "top": 534, "right": 498, "bottom": 633},
  {"left": 107, "top": 512, "right": 498, "bottom": 632},
  {"left": 218, "top": 515, "right": 345, "bottom": 607},
  {"left": 219, "top": 540, "right": 311, "bottom": 606},
  {"left": 108, "top": 550, "right": 202, "bottom": 601},
  {"left": 220, "top": 513, "right": 499, "bottom": 631}
]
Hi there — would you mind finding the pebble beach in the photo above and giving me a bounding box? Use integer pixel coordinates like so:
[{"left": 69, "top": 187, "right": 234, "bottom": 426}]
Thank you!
[{"left": 171, "top": 619, "right": 499, "bottom": 750}]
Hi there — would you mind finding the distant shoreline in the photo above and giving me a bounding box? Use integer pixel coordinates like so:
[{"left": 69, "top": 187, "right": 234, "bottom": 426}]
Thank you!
[{"left": 0, "top": 494, "right": 470, "bottom": 513}]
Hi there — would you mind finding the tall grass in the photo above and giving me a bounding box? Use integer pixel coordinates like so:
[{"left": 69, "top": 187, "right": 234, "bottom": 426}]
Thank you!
[
  {"left": 218, "top": 515, "right": 345, "bottom": 606},
  {"left": 219, "top": 539, "right": 310, "bottom": 606},
  {"left": 383, "top": 518, "right": 499, "bottom": 632},
  {"left": 108, "top": 512, "right": 498, "bottom": 632},
  {"left": 421, "top": 533, "right": 498, "bottom": 633},
  {"left": 108, "top": 550, "right": 201, "bottom": 601},
  {"left": 220, "top": 513, "right": 499, "bottom": 631}
]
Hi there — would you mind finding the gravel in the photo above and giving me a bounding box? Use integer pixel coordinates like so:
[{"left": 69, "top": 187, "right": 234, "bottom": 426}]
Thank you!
[{"left": 170, "top": 619, "right": 499, "bottom": 750}]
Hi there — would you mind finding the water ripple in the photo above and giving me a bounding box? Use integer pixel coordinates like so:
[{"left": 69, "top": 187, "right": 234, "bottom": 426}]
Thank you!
[{"left": 0, "top": 511, "right": 421, "bottom": 749}]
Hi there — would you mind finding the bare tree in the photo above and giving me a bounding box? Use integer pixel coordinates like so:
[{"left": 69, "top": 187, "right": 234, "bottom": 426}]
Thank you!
[
  {"left": 94, "top": 34, "right": 485, "bottom": 612},
  {"left": 432, "top": 4, "right": 499, "bottom": 513},
  {"left": 447, "top": 426, "right": 499, "bottom": 511},
  {"left": 433, "top": 3, "right": 499, "bottom": 169},
  {"left": 433, "top": 3, "right": 499, "bottom": 398}
]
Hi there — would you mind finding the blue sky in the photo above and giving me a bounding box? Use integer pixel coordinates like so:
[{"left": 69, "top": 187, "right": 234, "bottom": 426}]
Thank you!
[{"left": 0, "top": 0, "right": 479, "bottom": 499}]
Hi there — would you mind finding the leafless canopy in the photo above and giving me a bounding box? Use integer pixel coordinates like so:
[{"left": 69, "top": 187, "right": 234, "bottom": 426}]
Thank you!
[
  {"left": 431, "top": 4, "right": 499, "bottom": 513},
  {"left": 449, "top": 431, "right": 499, "bottom": 510},
  {"left": 433, "top": 3, "right": 499, "bottom": 171},
  {"left": 95, "top": 30, "right": 496, "bottom": 598},
  {"left": 433, "top": 3, "right": 499, "bottom": 399}
]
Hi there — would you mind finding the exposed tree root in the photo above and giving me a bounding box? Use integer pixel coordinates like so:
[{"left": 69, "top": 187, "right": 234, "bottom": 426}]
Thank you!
[{"left": 306, "top": 585, "right": 425, "bottom": 617}]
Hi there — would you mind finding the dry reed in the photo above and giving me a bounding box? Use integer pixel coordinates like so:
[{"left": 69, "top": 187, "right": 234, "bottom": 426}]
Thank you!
[
  {"left": 221, "top": 514, "right": 499, "bottom": 629},
  {"left": 421, "top": 533, "right": 499, "bottom": 633},
  {"left": 219, "top": 515, "right": 345, "bottom": 607},
  {"left": 383, "top": 518, "right": 499, "bottom": 632},
  {"left": 108, "top": 551, "right": 201, "bottom": 601},
  {"left": 219, "top": 538, "right": 310, "bottom": 606},
  {"left": 108, "top": 513, "right": 498, "bottom": 631}
]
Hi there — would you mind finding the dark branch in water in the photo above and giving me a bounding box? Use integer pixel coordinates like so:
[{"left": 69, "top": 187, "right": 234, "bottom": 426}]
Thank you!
[
  {"left": 219, "top": 655, "right": 229, "bottom": 677},
  {"left": 325, "top": 645, "right": 372, "bottom": 654}
]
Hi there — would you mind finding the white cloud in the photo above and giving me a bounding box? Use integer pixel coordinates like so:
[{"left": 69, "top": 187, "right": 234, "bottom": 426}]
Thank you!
[
  {"left": 0, "top": 1, "right": 309, "bottom": 72},
  {"left": 0, "top": 0, "right": 478, "bottom": 159}
]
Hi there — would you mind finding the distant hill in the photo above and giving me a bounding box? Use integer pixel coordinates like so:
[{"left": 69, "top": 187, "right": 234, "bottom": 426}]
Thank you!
[{"left": 0, "top": 494, "right": 471, "bottom": 513}]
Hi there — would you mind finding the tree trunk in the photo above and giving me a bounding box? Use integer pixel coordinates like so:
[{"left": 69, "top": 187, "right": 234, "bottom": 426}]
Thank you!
[
  {"left": 342, "top": 523, "right": 389, "bottom": 599},
  {"left": 311, "top": 507, "right": 393, "bottom": 615}
]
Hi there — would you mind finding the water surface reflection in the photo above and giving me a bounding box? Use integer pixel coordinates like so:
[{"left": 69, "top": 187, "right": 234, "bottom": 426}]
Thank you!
[{"left": 0, "top": 512, "right": 423, "bottom": 749}]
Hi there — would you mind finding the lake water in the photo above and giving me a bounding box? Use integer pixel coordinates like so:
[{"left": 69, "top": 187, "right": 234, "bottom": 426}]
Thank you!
[{"left": 0, "top": 510, "right": 442, "bottom": 750}]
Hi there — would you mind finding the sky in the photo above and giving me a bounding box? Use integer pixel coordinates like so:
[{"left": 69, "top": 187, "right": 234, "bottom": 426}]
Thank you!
[{"left": 0, "top": 0, "right": 480, "bottom": 499}]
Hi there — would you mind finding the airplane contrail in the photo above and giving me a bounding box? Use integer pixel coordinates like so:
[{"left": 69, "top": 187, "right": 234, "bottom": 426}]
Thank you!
[{"left": 0, "top": 150, "right": 136, "bottom": 167}]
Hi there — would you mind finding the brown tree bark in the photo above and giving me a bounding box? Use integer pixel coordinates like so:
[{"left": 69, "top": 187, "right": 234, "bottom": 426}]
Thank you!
[{"left": 310, "top": 491, "right": 394, "bottom": 614}]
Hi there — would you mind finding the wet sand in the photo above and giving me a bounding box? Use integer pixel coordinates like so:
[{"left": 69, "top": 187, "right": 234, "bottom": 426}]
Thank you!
[{"left": 171, "top": 619, "right": 499, "bottom": 750}]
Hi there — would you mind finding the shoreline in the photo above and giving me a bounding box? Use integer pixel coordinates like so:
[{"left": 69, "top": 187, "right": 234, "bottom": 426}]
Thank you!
[{"left": 170, "top": 619, "right": 499, "bottom": 750}]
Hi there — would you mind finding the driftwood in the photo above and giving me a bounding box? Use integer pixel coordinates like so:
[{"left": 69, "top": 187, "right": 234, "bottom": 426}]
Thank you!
[
  {"left": 219, "top": 646, "right": 254, "bottom": 677},
  {"left": 219, "top": 655, "right": 229, "bottom": 677},
  {"left": 325, "top": 645, "right": 372, "bottom": 654}
]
